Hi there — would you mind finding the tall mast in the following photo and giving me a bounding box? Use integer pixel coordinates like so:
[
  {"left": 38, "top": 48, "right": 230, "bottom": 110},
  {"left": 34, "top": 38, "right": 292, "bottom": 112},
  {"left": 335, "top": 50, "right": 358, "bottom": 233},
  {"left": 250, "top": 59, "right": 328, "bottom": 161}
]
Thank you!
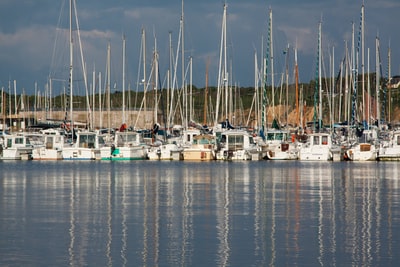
[
  {"left": 122, "top": 35, "right": 126, "bottom": 124},
  {"left": 68, "top": 0, "right": 74, "bottom": 130},
  {"left": 168, "top": 31, "right": 172, "bottom": 126},
  {"left": 367, "top": 48, "right": 371, "bottom": 128},
  {"left": 285, "top": 43, "right": 289, "bottom": 126},
  {"left": 142, "top": 28, "right": 147, "bottom": 127},
  {"left": 387, "top": 44, "right": 391, "bottom": 122},
  {"left": 214, "top": 3, "right": 227, "bottom": 126},
  {"left": 92, "top": 65, "right": 95, "bottom": 128},
  {"left": 223, "top": 3, "right": 228, "bottom": 123},
  {"left": 295, "top": 46, "right": 299, "bottom": 127},
  {"left": 1, "top": 87, "right": 4, "bottom": 131},
  {"left": 189, "top": 56, "right": 193, "bottom": 122},
  {"left": 261, "top": 9, "right": 271, "bottom": 135},
  {"left": 181, "top": 0, "right": 187, "bottom": 128},
  {"left": 98, "top": 72, "right": 102, "bottom": 129},
  {"left": 351, "top": 22, "right": 358, "bottom": 126},
  {"left": 375, "top": 37, "right": 380, "bottom": 127},
  {"left": 270, "top": 9, "right": 275, "bottom": 120},
  {"left": 204, "top": 59, "right": 209, "bottom": 125},
  {"left": 153, "top": 35, "right": 158, "bottom": 124},
  {"left": 313, "top": 21, "right": 322, "bottom": 131},
  {"left": 361, "top": 4, "right": 365, "bottom": 122},
  {"left": 318, "top": 22, "right": 322, "bottom": 129},
  {"left": 345, "top": 41, "right": 350, "bottom": 124},
  {"left": 107, "top": 42, "right": 111, "bottom": 135}
]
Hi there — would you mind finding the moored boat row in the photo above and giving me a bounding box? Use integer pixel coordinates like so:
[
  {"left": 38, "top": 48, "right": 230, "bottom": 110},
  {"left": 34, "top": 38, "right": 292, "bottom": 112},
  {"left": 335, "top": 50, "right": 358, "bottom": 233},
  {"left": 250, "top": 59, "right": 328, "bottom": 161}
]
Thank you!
[{"left": 2, "top": 123, "right": 400, "bottom": 162}]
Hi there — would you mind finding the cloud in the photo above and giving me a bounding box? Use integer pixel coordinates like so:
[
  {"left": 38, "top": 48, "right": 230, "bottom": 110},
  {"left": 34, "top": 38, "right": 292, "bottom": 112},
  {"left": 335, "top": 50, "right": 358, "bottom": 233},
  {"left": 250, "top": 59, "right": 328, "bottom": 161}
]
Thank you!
[
  {"left": 1, "top": 0, "right": 399, "bottom": 92},
  {"left": 0, "top": 25, "right": 54, "bottom": 72}
]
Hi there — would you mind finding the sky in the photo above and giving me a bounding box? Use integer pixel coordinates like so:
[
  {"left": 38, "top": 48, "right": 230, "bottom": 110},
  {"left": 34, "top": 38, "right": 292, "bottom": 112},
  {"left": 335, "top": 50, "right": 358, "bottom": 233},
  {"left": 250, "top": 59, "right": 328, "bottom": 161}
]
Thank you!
[{"left": 0, "top": 0, "right": 399, "bottom": 96}]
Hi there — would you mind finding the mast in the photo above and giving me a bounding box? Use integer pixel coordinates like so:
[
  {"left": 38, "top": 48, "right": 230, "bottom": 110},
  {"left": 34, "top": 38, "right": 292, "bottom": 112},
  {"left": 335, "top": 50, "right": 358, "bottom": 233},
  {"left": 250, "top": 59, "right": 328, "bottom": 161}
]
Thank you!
[
  {"left": 351, "top": 22, "right": 358, "bottom": 126},
  {"left": 361, "top": 4, "right": 365, "bottom": 123},
  {"left": 13, "top": 80, "right": 17, "bottom": 117},
  {"left": 72, "top": 0, "right": 90, "bottom": 129},
  {"left": 387, "top": 44, "right": 391, "bottom": 122},
  {"left": 153, "top": 35, "right": 158, "bottom": 124},
  {"left": 189, "top": 56, "right": 193, "bottom": 122},
  {"left": 107, "top": 42, "right": 111, "bottom": 135},
  {"left": 367, "top": 48, "right": 371, "bottom": 128},
  {"left": 344, "top": 41, "right": 348, "bottom": 124},
  {"left": 223, "top": 4, "right": 228, "bottom": 123},
  {"left": 203, "top": 59, "right": 210, "bottom": 126},
  {"left": 68, "top": 0, "right": 74, "bottom": 130},
  {"left": 168, "top": 31, "right": 172, "bottom": 126},
  {"left": 1, "top": 87, "right": 4, "bottom": 131},
  {"left": 122, "top": 35, "right": 126, "bottom": 124},
  {"left": 285, "top": 44, "right": 289, "bottom": 126},
  {"left": 270, "top": 9, "right": 275, "bottom": 120},
  {"left": 313, "top": 21, "right": 322, "bottom": 131},
  {"left": 181, "top": 0, "right": 186, "bottom": 128},
  {"left": 295, "top": 46, "right": 299, "bottom": 127},
  {"left": 375, "top": 37, "right": 380, "bottom": 127},
  {"left": 142, "top": 28, "right": 147, "bottom": 127},
  {"left": 261, "top": 9, "right": 271, "bottom": 136},
  {"left": 331, "top": 47, "right": 335, "bottom": 129},
  {"left": 98, "top": 72, "right": 102, "bottom": 129},
  {"left": 318, "top": 23, "right": 322, "bottom": 130},
  {"left": 214, "top": 3, "right": 227, "bottom": 126},
  {"left": 92, "top": 66, "right": 95, "bottom": 129}
]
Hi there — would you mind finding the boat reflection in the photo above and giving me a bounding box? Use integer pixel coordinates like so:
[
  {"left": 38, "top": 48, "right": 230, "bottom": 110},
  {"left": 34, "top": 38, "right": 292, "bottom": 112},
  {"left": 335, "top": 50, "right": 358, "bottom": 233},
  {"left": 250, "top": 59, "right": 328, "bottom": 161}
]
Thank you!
[{"left": 0, "top": 161, "right": 399, "bottom": 266}]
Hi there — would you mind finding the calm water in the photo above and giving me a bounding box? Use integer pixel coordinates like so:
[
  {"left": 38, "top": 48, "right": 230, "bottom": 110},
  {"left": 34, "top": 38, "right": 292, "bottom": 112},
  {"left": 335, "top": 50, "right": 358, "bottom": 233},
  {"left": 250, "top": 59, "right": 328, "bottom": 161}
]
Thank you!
[{"left": 1, "top": 160, "right": 399, "bottom": 266}]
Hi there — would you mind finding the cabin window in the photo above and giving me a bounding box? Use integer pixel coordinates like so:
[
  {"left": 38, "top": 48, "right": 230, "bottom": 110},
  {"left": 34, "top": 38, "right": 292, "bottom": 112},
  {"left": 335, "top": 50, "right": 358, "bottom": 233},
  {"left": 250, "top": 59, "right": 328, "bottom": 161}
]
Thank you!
[
  {"left": 313, "top": 136, "right": 320, "bottom": 145},
  {"left": 397, "top": 135, "right": 400, "bottom": 146},
  {"left": 15, "top": 137, "right": 24, "bottom": 144},
  {"left": 46, "top": 136, "right": 53, "bottom": 149},
  {"left": 7, "top": 139, "right": 12, "bottom": 148},
  {"left": 249, "top": 136, "right": 254, "bottom": 144},
  {"left": 87, "top": 135, "right": 95, "bottom": 148},
  {"left": 79, "top": 134, "right": 95, "bottom": 148},
  {"left": 79, "top": 135, "right": 88, "bottom": 148},
  {"left": 322, "top": 136, "right": 328, "bottom": 145},
  {"left": 198, "top": 138, "right": 208, "bottom": 145},
  {"left": 98, "top": 136, "right": 105, "bottom": 145},
  {"left": 130, "top": 133, "right": 137, "bottom": 142},
  {"left": 228, "top": 135, "right": 244, "bottom": 150},
  {"left": 220, "top": 135, "right": 226, "bottom": 143},
  {"left": 228, "top": 135, "right": 243, "bottom": 144}
]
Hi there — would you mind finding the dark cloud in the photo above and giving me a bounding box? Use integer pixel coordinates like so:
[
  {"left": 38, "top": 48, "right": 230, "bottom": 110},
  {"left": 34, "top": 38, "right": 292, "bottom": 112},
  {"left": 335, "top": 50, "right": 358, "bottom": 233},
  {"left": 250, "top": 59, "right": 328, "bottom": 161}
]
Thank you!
[{"left": 0, "top": 0, "right": 399, "bottom": 94}]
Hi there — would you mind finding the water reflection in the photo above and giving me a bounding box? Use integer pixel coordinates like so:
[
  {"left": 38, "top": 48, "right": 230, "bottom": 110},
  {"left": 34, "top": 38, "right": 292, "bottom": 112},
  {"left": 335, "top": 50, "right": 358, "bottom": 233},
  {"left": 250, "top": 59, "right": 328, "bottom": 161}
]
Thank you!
[{"left": 0, "top": 161, "right": 399, "bottom": 266}]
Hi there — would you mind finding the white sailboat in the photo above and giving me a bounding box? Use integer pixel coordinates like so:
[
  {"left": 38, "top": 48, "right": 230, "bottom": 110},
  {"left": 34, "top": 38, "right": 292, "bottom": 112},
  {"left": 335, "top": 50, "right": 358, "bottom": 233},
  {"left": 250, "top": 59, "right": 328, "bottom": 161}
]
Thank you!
[
  {"left": 265, "top": 129, "right": 298, "bottom": 160},
  {"left": 111, "top": 130, "right": 148, "bottom": 160},
  {"left": 183, "top": 134, "right": 216, "bottom": 161},
  {"left": 62, "top": 130, "right": 110, "bottom": 160},
  {"left": 298, "top": 22, "right": 341, "bottom": 161},
  {"left": 109, "top": 36, "right": 149, "bottom": 160},
  {"left": 31, "top": 129, "right": 64, "bottom": 160},
  {"left": 378, "top": 130, "right": 400, "bottom": 161},
  {"left": 215, "top": 128, "right": 258, "bottom": 161},
  {"left": 0, "top": 133, "right": 33, "bottom": 160},
  {"left": 345, "top": 127, "right": 378, "bottom": 161},
  {"left": 299, "top": 132, "right": 336, "bottom": 161}
]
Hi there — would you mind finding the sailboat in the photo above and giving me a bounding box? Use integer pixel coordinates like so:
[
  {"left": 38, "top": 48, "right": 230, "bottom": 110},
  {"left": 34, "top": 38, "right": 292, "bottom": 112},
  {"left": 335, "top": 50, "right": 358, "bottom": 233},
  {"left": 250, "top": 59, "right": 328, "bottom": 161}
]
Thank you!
[
  {"left": 0, "top": 133, "right": 33, "bottom": 160},
  {"left": 211, "top": 3, "right": 260, "bottom": 161},
  {"left": 109, "top": 36, "right": 149, "bottom": 160},
  {"left": 31, "top": 129, "right": 64, "bottom": 160},
  {"left": 259, "top": 9, "right": 298, "bottom": 160},
  {"left": 60, "top": 0, "right": 111, "bottom": 160},
  {"left": 343, "top": 5, "right": 378, "bottom": 161},
  {"left": 298, "top": 22, "right": 341, "bottom": 161}
]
